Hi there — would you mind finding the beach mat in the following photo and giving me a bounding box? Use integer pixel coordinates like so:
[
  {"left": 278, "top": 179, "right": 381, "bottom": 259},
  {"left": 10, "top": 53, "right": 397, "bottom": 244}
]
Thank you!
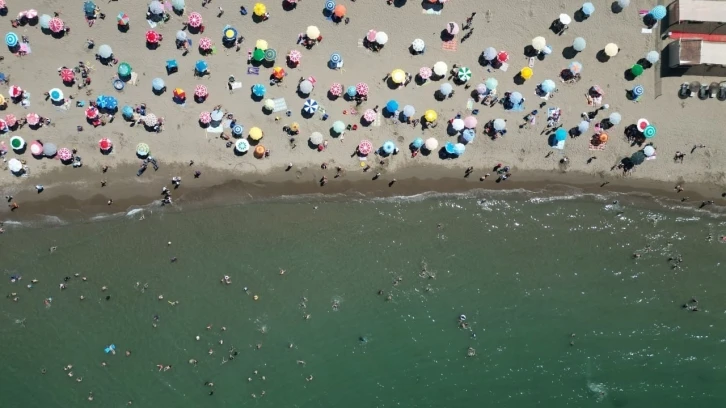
[
  {"left": 588, "top": 141, "right": 607, "bottom": 151},
  {"left": 442, "top": 40, "right": 457, "bottom": 51}
]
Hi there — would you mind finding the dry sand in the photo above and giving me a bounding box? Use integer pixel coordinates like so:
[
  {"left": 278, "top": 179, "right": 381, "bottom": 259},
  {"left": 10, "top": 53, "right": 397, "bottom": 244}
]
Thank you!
[{"left": 1, "top": 0, "right": 725, "bottom": 214}]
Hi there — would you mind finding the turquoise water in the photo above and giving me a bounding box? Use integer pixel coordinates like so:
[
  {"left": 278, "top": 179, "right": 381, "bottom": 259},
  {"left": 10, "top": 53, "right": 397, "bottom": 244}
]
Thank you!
[{"left": 2, "top": 192, "right": 726, "bottom": 407}]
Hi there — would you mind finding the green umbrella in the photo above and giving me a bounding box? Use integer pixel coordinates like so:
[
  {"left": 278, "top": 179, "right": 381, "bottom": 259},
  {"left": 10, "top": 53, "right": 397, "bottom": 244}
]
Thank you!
[
  {"left": 457, "top": 67, "right": 472, "bottom": 82},
  {"left": 136, "top": 143, "right": 150, "bottom": 156},
  {"left": 264, "top": 48, "right": 277, "bottom": 62},
  {"left": 643, "top": 125, "right": 656, "bottom": 138},
  {"left": 631, "top": 63, "right": 644, "bottom": 77},
  {"left": 10, "top": 136, "right": 25, "bottom": 150},
  {"left": 118, "top": 62, "right": 132, "bottom": 77},
  {"left": 630, "top": 151, "right": 646, "bottom": 165},
  {"left": 253, "top": 48, "right": 265, "bottom": 62}
]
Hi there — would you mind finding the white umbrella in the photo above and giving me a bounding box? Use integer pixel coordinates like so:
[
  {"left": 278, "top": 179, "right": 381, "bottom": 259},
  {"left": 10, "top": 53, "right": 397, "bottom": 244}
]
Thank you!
[
  {"left": 411, "top": 39, "right": 425, "bottom": 52},
  {"left": 402, "top": 105, "right": 415, "bottom": 117},
  {"left": 8, "top": 158, "right": 22, "bottom": 173},
  {"left": 578, "top": 121, "right": 589, "bottom": 133},
  {"left": 532, "top": 36, "right": 546, "bottom": 51},
  {"left": 375, "top": 31, "right": 388, "bottom": 45},
  {"left": 573, "top": 37, "right": 586, "bottom": 52},
  {"left": 643, "top": 145, "right": 655, "bottom": 157},
  {"left": 309, "top": 132, "right": 323, "bottom": 145},
  {"left": 646, "top": 51, "right": 660, "bottom": 64},
  {"left": 451, "top": 119, "right": 464, "bottom": 131},
  {"left": 604, "top": 43, "right": 619, "bottom": 57},
  {"left": 617, "top": 0, "right": 630, "bottom": 8},
  {"left": 432, "top": 61, "right": 447, "bottom": 76},
  {"left": 149, "top": 0, "right": 165, "bottom": 14},
  {"left": 424, "top": 138, "right": 438, "bottom": 150},
  {"left": 493, "top": 119, "right": 506, "bottom": 131},
  {"left": 559, "top": 14, "right": 571, "bottom": 25},
  {"left": 609, "top": 112, "right": 622, "bottom": 125},
  {"left": 306, "top": 26, "right": 320, "bottom": 39},
  {"left": 211, "top": 110, "right": 224, "bottom": 121},
  {"left": 483, "top": 47, "right": 497, "bottom": 60},
  {"left": 98, "top": 44, "right": 113, "bottom": 59},
  {"left": 299, "top": 80, "right": 313, "bottom": 94},
  {"left": 439, "top": 83, "right": 453, "bottom": 96},
  {"left": 176, "top": 30, "right": 187, "bottom": 41}
]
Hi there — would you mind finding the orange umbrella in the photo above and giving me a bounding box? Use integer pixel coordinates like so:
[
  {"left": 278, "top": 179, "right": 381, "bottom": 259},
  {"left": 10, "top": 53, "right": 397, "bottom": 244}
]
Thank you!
[
  {"left": 333, "top": 4, "right": 346, "bottom": 17},
  {"left": 272, "top": 67, "right": 285, "bottom": 79},
  {"left": 254, "top": 145, "right": 266, "bottom": 158},
  {"left": 173, "top": 88, "right": 186, "bottom": 99},
  {"left": 599, "top": 133, "right": 608, "bottom": 142}
]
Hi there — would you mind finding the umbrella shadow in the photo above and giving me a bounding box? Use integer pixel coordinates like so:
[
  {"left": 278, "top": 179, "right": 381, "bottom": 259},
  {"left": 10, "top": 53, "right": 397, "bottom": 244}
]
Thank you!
[
  {"left": 638, "top": 58, "right": 654, "bottom": 69},
  {"left": 478, "top": 54, "right": 490, "bottom": 67},
  {"left": 415, "top": 75, "right": 428, "bottom": 86},
  {"left": 152, "top": 87, "right": 166, "bottom": 96},
  {"left": 198, "top": 120, "right": 209, "bottom": 128},
  {"left": 262, "top": 59, "right": 275, "bottom": 69},
  {"left": 146, "top": 42, "right": 160, "bottom": 51},
  {"left": 421, "top": 1, "right": 443, "bottom": 12},
  {"left": 523, "top": 45, "right": 539, "bottom": 58},
  {"left": 360, "top": 117, "right": 374, "bottom": 126},
  {"left": 301, "top": 109, "right": 315, "bottom": 119},
  {"left": 100, "top": 147, "right": 113, "bottom": 155},
  {"left": 513, "top": 73, "right": 526, "bottom": 86},
  {"left": 446, "top": 124, "right": 459, "bottom": 136},
  {"left": 393, "top": 0, "right": 408, "bottom": 6},
  {"left": 0, "top": 8, "right": 7, "bottom": 17},
  {"left": 439, "top": 30, "right": 454, "bottom": 42},
  {"left": 437, "top": 147, "right": 452, "bottom": 160},
  {"left": 611, "top": 1, "right": 624, "bottom": 13},
  {"left": 233, "top": 148, "right": 248, "bottom": 157},
  {"left": 386, "top": 78, "right": 401, "bottom": 90},
  {"left": 13, "top": 145, "right": 27, "bottom": 155},
  {"left": 561, "top": 46, "right": 579, "bottom": 60},
  {"left": 286, "top": 59, "right": 299, "bottom": 69},
  {"left": 118, "top": 24, "right": 129, "bottom": 33},
  {"left": 307, "top": 139, "right": 321, "bottom": 150},
  {"left": 573, "top": 9, "right": 588, "bottom": 22},
  {"left": 283, "top": 1, "right": 297, "bottom": 11},
  {"left": 596, "top": 50, "right": 611, "bottom": 63},
  {"left": 382, "top": 108, "right": 396, "bottom": 118},
  {"left": 329, "top": 128, "right": 341, "bottom": 138},
  {"left": 623, "top": 69, "right": 637, "bottom": 81},
  {"left": 327, "top": 91, "right": 340, "bottom": 101},
  {"left": 188, "top": 25, "right": 202, "bottom": 35},
  {"left": 250, "top": 92, "right": 264, "bottom": 102},
  {"left": 408, "top": 45, "right": 421, "bottom": 56},
  {"left": 296, "top": 90, "right": 311, "bottom": 99}
]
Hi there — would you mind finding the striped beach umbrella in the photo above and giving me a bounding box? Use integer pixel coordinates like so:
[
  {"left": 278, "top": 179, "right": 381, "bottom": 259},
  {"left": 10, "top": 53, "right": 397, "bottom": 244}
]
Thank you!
[
  {"left": 117, "top": 12, "right": 129, "bottom": 26},
  {"left": 85, "top": 106, "right": 99, "bottom": 119},
  {"left": 5, "top": 32, "right": 18, "bottom": 47},
  {"left": 60, "top": 68, "right": 75, "bottom": 83},
  {"left": 330, "top": 52, "right": 342, "bottom": 65},
  {"left": 58, "top": 147, "right": 73, "bottom": 161},
  {"left": 264, "top": 48, "right": 277, "bottom": 62},
  {"left": 457, "top": 67, "right": 472, "bottom": 82},
  {"left": 252, "top": 83, "right": 266, "bottom": 97},
  {"left": 188, "top": 12, "right": 203, "bottom": 27},
  {"left": 198, "top": 37, "right": 213, "bottom": 50},
  {"left": 355, "top": 82, "right": 369, "bottom": 96},
  {"left": 329, "top": 83, "right": 343, "bottom": 96},
  {"left": 199, "top": 111, "right": 211, "bottom": 124},
  {"left": 288, "top": 49, "right": 302, "bottom": 64},
  {"left": 632, "top": 85, "right": 644, "bottom": 97},
  {"left": 325, "top": 0, "right": 335, "bottom": 11},
  {"left": 363, "top": 109, "right": 377, "bottom": 122},
  {"left": 303, "top": 99, "right": 319, "bottom": 114},
  {"left": 358, "top": 140, "right": 373, "bottom": 155},
  {"left": 49, "top": 17, "right": 65, "bottom": 33},
  {"left": 9, "top": 85, "right": 22, "bottom": 98},
  {"left": 194, "top": 84, "right": 209, "bottom": 98}
]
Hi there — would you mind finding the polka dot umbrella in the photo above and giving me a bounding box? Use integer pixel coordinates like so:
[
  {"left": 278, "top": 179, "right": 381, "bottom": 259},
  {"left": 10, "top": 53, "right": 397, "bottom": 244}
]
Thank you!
[
  {"left": 144, "top": 114, "right": 158, "bottom": 127},
  {"left": 57, "top": 147, "right": 73, "bottom": 161},
  {"left": 198, "top": 37, "right": 213, "bottom": 50},
  {"left": 4, "top": 114, "right": 16, "bottom": 127},
  {"left": 419, "top": 67, "right": 433, "bottom": 80},
  {"left": 329, "top": 83, "right": 343, "bottom": 97},
  {"left": 355, "top": 82, "right": 369, "bottom": 96}
]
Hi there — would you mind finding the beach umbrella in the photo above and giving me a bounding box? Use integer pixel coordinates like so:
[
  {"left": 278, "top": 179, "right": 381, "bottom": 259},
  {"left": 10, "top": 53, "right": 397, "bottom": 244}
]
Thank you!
[
  {"left": 582, "top": 2, "right": 594, "bottom": 16},
  {"left": 329, "top": 83, "right": 343, "bottom": 97},
  {"left": 4, "top": 114, "right": 16, "bottom": 127},
  {"left": 49, "top": 17, "right": 65, "bottom": 33},
  {"left": 198, "top": 37, "right": 213, "bottom": 50},
  {"left": 254, "top": 145, "right": 266, "bottom": 158},
  {"left": 569, "top": 61, "right": 583, "bottom": 74},
  {"left": 330, "top": 52, "right": 342, "bottom": 65},
  {"left": 493, "top": 118, "right": 506, "bottom": 131},
  {"left": 84, "top": 1, "right": 97, "bottom": 16},
  {"left": 174, "top": 88, "right": 186, "bottom": 99},
  {"left": 650, "top": 5, "right": 667, "bottom": 20},
  {"left": 424, "top": 110, "right": 437, "bottom": 122},
  {"left": 446, "top": 22, "right": 460, "bottom": 35},
  {"left": 509, "top": 92, "right": 523, "bottom": 104},
  {"left": 604, "top": 43, "right": 618, "bottom": 57},
  {"left": 263, "top": 99, "right": 275, "bottom": 110},
  {"left": 366, "top": 30, "right": 377, "bottom": 42},
  {"left": 30, "top": 140, "right": 43, "bottom": 155},
  {"left": 26, "top": 9, "right": 38, "bottom": 19},
  {"left": 0, "top": 94, "right": 5, "bottom": 106},
  {"left": 39, "top": 15, "right": 52, "bottom": 30},
  {"left": 439, "top": 83, "right": 453, "bottom": 96},
  {"left": 249, "top": 127, "right": 263, "bottom": 140},
  {"left": 60, "top": 68, "right": 75, "bottom": 83},
  {"left": 542, "top": 45, "right": 553, "bottom": 55},
  {"left": 306, "top": 26, "right": 320, "bottom": 39},
  {"left": 632, "top": 85, "right": 644, "bottom": 97},
  {"left": 646, "top": 51, "right": 660, "bottom": 64},
  {"left": 7, "top": 158, "right": 22, "bottom": 173},
  {"left": 386, "top": 100, "right": 399, "bottom": 112},
  {"left": 172, "top": 0, "right": 185, "bottom": 10},
  {"left": 117, "top": 12, "right": 129, "bottom": 26},
  {"left": 637, "top": 118, "right": 649, "bottom": 132},
  {"left": 152, "top": 78, "right": 165, "bottom": 91},
  {"left": 451, "top": 118, "right": 465, "bottom": 131},
  {"left": 43, "top": 143, "right": 57, "bottom": 157},
  {"left": 149, "top": 0, "right": 164, "bottom": 14},
  {"left": 9, "top": 85, "right": 22, "bottom": 98},
  {"left": 272, "top": 66, "right": 285, "bottom": 79},
  {"left": 643, "top": 125, "right": 656, "bottom": 138},
  {"left": 136, "top": 143, "right": 150, "bottom": 156},
  {"left": 144, "top": 114, "right": 158, "bottom": 127},
  {"left": 631, "top": 64, "right": 644, "bottom": 77},
  {"left": 118, "top": 63, "right": 132, "bottom": 77},
  {"left": 253, "top": 3, "right": 267, "bottom": 16},
  {"left": 324, "top": 0, "right": 335, "bottom": 11},
  {"left": 424, "top": 138, "right": 438, "bottom": 151},
  {"left": 5, "top": 32, "right": 18, "bottom": 48},
  {"left": 375, "top": 32, "right": 388, "bottom": 45},
  {"left": 176, "top": 30, "right": 187, "bottom": 41},
  {"left": 391, "top": 69, "right": 406, "bottom": 84},
  {"left": 99, "top": 138, "right": 112, "bottom": 151},
  {"left": 419, "top": 67, "right": 433, "bottom": 80},
  {"left": 252, "top": 83, "right": 266, "bottom": 97},
  {"left": 559, "top": 13, "right": 571, "bottom": 25},
  {"left": 303, "top": 99, "right": 319, "bottom": 114},
  {"left": 363, "top": 109, "right": 377, "bottom": 122},
  {"left": 382, "top": 141, "right": 396, "bottom": 155},
  {"left": 253, "top": 48, "right": 265, "bottom": 62},
  {"left": 333, "top": 4, "right": 346, "bottom": 17},
  {"left": 255, "top": 39, "right": 268, "bottom": 50},
  {"left": 618, "top": 0, "right": 630, "bottom": 6},
  {"left": 555, "top": 128, "right": 567, "bottom": 141},
  {"left": 264, "top": 49, "right": 277, "bottom": 62},
  {"left": 194, "top": 85, "right": 208, "bottom": 99},
  {"left": 146, "top": 30, "right": 160, "bottom": 44},
  {"left": 433, "top": 61, "right": 447, "bottom": 76},
  {"left": 188, "top": 12, "right": 203, "bottom": 27},
  {"left": 483, "top": 47, "right": 497, "bottom": 60},
  {"left": 532, "top": 36, "right": 546, "bottom": 51},
  {"left": 49, "top": 88, "right": 64, "bottom": 102},
  {"left": 412, "top": 138, "right": 424, "bottom": 149},
  {"left": 485, "top": 77, "right": 498, "bottom": 90},
  {"left": 464, "top": 116, "right": 477, "bottom": 128},
  {"left": 232, "top": 124, "right": 244, "bottom": 136},
  {"left": 573, "top": 37, "right": 586, "bottom": 51},
  {"left": 358, "top": 140, "right": 373, "bottom": 155},
  {"left": 85, "top": 106, "right": 99, "bottom": 119},
  {"left": 195, "top": 60, "right": 208, "bottom": 73},
  {"left": 403, "top": 105, "right": 415, "bottom": 118},
  {"left": 299, "top": 80, "right": 314, "bottom": 94},
  {"left": 309, "top": 132, "right": 324, "bottom": 145},
  {"left": 58, "top": 147, "right": 73, "bottom": 161},
  {"left": 199, "top": 111, "right": 211, "bottom": 124},
  {"left": 643, "top": 145, "right": 655, "bottom": 157},
  {"left": 520, "top": 67, "right": 533, "bottom": 80},
  {"left": 332, "top": 121, "right": 345, "bottom": 133},
  {"left": 211, "top": 110, "right": 224, "bottom": 122},
  {"left": 540, "top": 79, "right": 556, "bottom": 94},
  {"left": 453, "top": 143, "right": 465, "bottom": 155},
  {"left": 355, "top": 82, "right": 369, "bottom": 96},
  {"left": 497, "top": 51, "right": 510, "bottom": 63},
  {"left": 235, "top": 139, "right": 250, "bottom": 153},
  {"left": 288, "top": 49, "right": 302, "bottom": 64},
  {"left": 26, "top": 113, "right": 40, "bottom": 126},
  {"left": 10, "top": 136, "right": 25, "bottom": 149},
  {"left": 122, "top": 105, "right": 134, "bottom": 119},
  {"left": 578, "top": 120, "right": 589, "bottom": 133},
  {"left": 458, "top": 67, "right": 472, "bottom": 82},
  {"left": 224, "top": 27, "right": 237, "bottom": 41},
  {"left": 0, "top": 118, "right": 6, "bottom": 130},
  {"left": 609, "top": 112, "right": 622, "bottom": 125},
  {"left": 461, "top": 129, "right": 475, "bottom": 143},
  {"left": 412, "top": 39, "right": 425, "bottom": 52}
]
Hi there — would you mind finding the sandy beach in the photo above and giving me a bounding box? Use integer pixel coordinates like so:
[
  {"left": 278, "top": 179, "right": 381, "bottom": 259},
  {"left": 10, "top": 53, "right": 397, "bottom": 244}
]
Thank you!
[{"left": 1, "top": 0, "right": 724, "bottom": 217}]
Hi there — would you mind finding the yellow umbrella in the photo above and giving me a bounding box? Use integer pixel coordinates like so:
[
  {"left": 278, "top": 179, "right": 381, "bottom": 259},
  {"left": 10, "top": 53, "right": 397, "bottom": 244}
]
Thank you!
[
  {"left": 424, "top": 110, "right": 437, "bottom": 122},
  {"left": 256, "top": 39, "right": 268, "bottom": 51},
  {"left": 290, "top": 122, "right": 300, "bottom": 132},
  {"left": 520, "top": 67, "right": 533, "bottom": 80},
  {"left": 391, "top": 69, "right": 406, "bottom": 84},
  {"left": 253, "top": 3, "right": 267, "bottom": 16},
  {"left": 306, "top": 26, "right": 320, "bottom": 39},
  {"left": 249, "top": 127, "right": 263, "bottom": 140},
  {"left": 0, "top": 94, "right": 5, "bottom": 105},
  {"left": 263, "top": 99, "right": 275, "bottom": 110}
]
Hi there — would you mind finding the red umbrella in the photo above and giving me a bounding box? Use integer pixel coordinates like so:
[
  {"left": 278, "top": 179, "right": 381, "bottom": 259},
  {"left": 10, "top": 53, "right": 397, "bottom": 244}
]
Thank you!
[
  {"left": 188, "top": 12, "right": 203, "bottom": 28},
  {"left": 85, "top": 106, "right": 99, "bottom": 119},
  {"left": 146, "top": 30, "right": 160, "bottom": 44},
  {"left": 9, "top": 85, "right": 22, "bottom": 98},
  {"left": 0, "top": 119, "right": 6, "bottom": 130},
  {"left": 355, "top": 82, "right": 369, "bottom": 96},
  {"left": 26, "top": 113, "right": 40, "bottom": 126},
  {"left": 4, "top": 114, "right": 16, "bottom": 127},
  {"left": 60, "top": 68, "right": 75, "bottom": 83},
  {"left": 329, "top": 83, "right": 343, "bottom": 96},
  {"left": 288, "top": 49, "right": 302, "bottom": 64},
  {"left": 198, "top": 37, "right": 213, "bottom": 50},
  {"left": 58, "top": 147, "right": 73, "bottom": 161},
  {"left": 497, "top": 51, "right": 510, "bottom": 63},
  {"left": 199, "top": 111, "right": 211, "bottom": 124},
  {"left": 194, "top": 84, "right": 208, "bottom": 98},
  {"left": 98, "top": 138, "right": 112, "bottom": 151},
  {"left": 358, "top": 140, "right": 373, "bottom": 155},
  {"left": 49, "top": 17, "right": 64, "bottom": 33}
]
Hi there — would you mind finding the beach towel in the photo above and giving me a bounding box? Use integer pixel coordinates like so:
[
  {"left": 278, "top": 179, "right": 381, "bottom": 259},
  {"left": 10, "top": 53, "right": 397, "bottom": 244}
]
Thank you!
[
  {"left": 442, "top": 40, "right": 457, "bottom": 51},
  {"left": 552, "top": 140, "right": 565, "bottom": 150},
  {"left": 422, "top": 9, "right": 442, "bottom": 15},
  {"left": 229, "top": 81, "right": 243, "bottom": 91},
  {"left": 499, "top": 62, "right": 509, "bottom": 72},
  {"left": 466, "top": 98, "right": 474, "bottom": 111},
  {"left": 247, "top": 67, "right": 259, "bottom": 75},
  {"left": 206, "top": 124, "right": 223, "bottom": 133},
  {"left": 129, "top": 72, "right": 138, "bottom": 86},
  {"left": 588, "top": 141, "right": 607, "bottom": 151},
  {"left": 271, "top": 98, "right": 287, "bottom": 113},
  {"left": 646, "top": 153, "right": 657, "bottom": 160}
]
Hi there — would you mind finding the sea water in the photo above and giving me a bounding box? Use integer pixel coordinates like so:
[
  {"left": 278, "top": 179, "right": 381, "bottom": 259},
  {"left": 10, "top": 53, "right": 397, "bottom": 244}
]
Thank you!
[{"left": 1, "top": 192, "right": 726, "bottom": 407}]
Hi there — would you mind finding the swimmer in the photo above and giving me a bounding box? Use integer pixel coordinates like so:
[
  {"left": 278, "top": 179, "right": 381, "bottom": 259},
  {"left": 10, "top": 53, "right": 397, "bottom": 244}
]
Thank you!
[
  {"left": 64, "top": 365, "right": 72, "bottom": 371},
  {"left": 208, "top": 348, "right": 214, "bottom": 355},
  {"left": 79, "top": 296, "right": 85, "bottom": 300},
  {"left": 101, "top": 286, "right": 107, "bottom": 291},
  {"left": 207, "top": 324, "right": 213, "bottom": 330},
  {"left": 306, "top": 375, "right": 314, "bottom": 381},
  {"left": 76, "top": 377, "right": 83, "bottom": 382},
  {"left": 221, "top": 326, "right": 226, "bottom": 331},
  {"left": 157, "top": 364, "right": 164, "bottom": 371},
  {"left": 68, "top": 371, "right": 74, "bottom": 377},
  {"left": 101, "top": 362, "right": 106, "bottom": 367},
  {"left": 49, "top": 246, "right": 57, "bottom": 253},
  {"left": 88, "top": 392, "right": 94, "bottom": 401},
  {"left": 163, "top": 365, "right": 172, "bottom": 371},
  {"left": 125, "top": 350, "right": 131, "bottom": 357},
  {"left": 256, "top": 343, "right": 262, "bottom": 349},
  {"left": 158, "top": 295, "right": 164, "bottom": 300},
  {"left": 289, "top": 343, "right": 294, "bottom": 349},
  {"left": 297, "top": 360, "right": 306, "bottom": 366},
  {"left": 32, "top": 279, "right": 39, "bottom": 283},
  {"left": 41, "top": 368, "right": 46, "bottom": 374},
  {"left": 170, "top": 257, "right": 177, "bottom": 263},
  {"left": 279, "top": 269, "right": 285, "bottom": 275}
]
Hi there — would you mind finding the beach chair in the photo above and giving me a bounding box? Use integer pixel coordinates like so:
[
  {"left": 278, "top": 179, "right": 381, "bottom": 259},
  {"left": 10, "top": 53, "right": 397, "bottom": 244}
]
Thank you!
[
  {"left": 307, "top": 76, "right": 317, "bottom": 86},
  {"left": 166, "top": 59, "right": 178, "bottom": 75}
]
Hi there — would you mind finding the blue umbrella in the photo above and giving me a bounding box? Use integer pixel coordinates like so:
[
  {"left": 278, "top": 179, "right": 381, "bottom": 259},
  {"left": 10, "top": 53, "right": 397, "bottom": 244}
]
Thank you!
[
  {"left": 412, "top": 138, "right": 424, "bottom": 149},
  {"left": 632, "top": 85, "right": 644, "bottom": 97},
  {"left": 152, "top": 78, "right": 165, "bottom": 91},
  {"left": 382, "top": 141, "right": 396, "bottom": 155},
  {"left": 232, "top": 124, "right": 244, "bottom": 135},
  {"left": 252, "top": 83, "right": 266, "bottom": 97},
  {"left": 303, "top": 99, "right": 319, "bottom": 114},
  {"left": 582, "top": 2, "right": 595, "bottom": 16},
  {"left": 445, "top": 142, "right": 456, "bottom": 154},
  {"left": 122, "top": 105, "right": 134, "bottom": 118},
  {"left": 509, "top": 92, "right": 523, "bottom": 104},
  {"left": 49, "top": 88, "right": 64, "bottom": 102},
  {"left": 555, "top": 128, "right": 567, "bottom": 141},
  {"left": 461, "top": 129, "right": 475, "bottom": 143},
  {"left": 540, "top": 79, "right": 556, "bottom": 94},
  {"left": 325, "top": 0, "right": 336, "bottom": 11},
  {"left": 453, "top": 143, "right": 465, "bottom": 155},
  {"left": 385, "top": 100, "right": 399, "bottom": 113},
  {"left": 346, "top": 86, "right": 357, "bottom": 97},
  {"left": 84, "top": 1, "right": 97, "bottom": 16},
  {"left": 223, "top": 26, "right": 238, "bottom": 42},
  {"left": 104, "top": 96, "right": 118, "bottom": 110},
  {"left": 96, "top": 95, "right": 107, "bottom": 109},
  {"left": 330, "top": 52, "right": 342, "bottom": 64},
  {"left": 650, "top": 5, "right": 666, "bottom": 20},
  {"left": 5, "top": 32, "right": 18, "bottom": 48},
  {"left": 195, "top": 60, "right": 208, "bottom": 73}
]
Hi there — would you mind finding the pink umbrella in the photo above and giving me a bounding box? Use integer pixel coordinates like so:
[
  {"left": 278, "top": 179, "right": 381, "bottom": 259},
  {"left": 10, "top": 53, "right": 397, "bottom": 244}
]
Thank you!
[
  {"left": 0, "top": 119, "right": 6, "bottom": 131},
  {"left": 26, "top": 113, "right": 40, "bottom": 126},
  {"left": 4, "top": 114, "right": 16, "bottom": 127},
  {"left": 199, "top": 37, "right": 213, "bottom": 50},
  {"left": 355, "top": 82, "right": 369, "bottom": 96},
  {"left": 358, "top": 140, "right": 373, "bottom": 155},
  {"left": 85, "top": 106, "right": 99, "bottom": 119},
  {"left": 497, "top": 51, "right": 510, "bottom": 63},
  {"left": 25, "top": 9, "right": 38, "bottom": 19},
  {"left": 463, "top": 116, "right": 477, "bottom": 128},
  {"left": 98, "top": 138, "right": 112, "bottom": 151},
  {"left": 9, "top": 85, "right": 22, "bottom": 98},
  {"left": 363, "top": 109, "right": 377, "bottom": 122},
  {"left": 194, "top": 84, "right": 208, "bottom": 98},
  {"left": 49, "top": 17, "right": 64, "bottom": 33},
  {"left": 419, "top": 67, "right": 433, "bottom": 80},
  {"left": 188, "top": 12, "right": 203, "bottom": 28},
  {"left": 0, "top": 0, "right": 6, "bottom": 8},
  {"left": 288, "top": 49, "right": 302, "bottom": 63},
  {"left": 329, "top": 83, "right": 343, "bottom": 96},
  {"left": 58, "top": 148, "right": 73, "bottom": 161},
  {"left": 366, "top": 30, "right": 377, "bottom": 42},
  {"left": 446, "top": 22, "right": 460, "bottom": 35},
  {"left": 30, "top": 141, "right": 43, "bottom": 156},
  {"left": 199, "top": 111, "right": 211, "bottom": 124},
  {"left": 60, "top": 68, "right": 75, "bottom": 83}
]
